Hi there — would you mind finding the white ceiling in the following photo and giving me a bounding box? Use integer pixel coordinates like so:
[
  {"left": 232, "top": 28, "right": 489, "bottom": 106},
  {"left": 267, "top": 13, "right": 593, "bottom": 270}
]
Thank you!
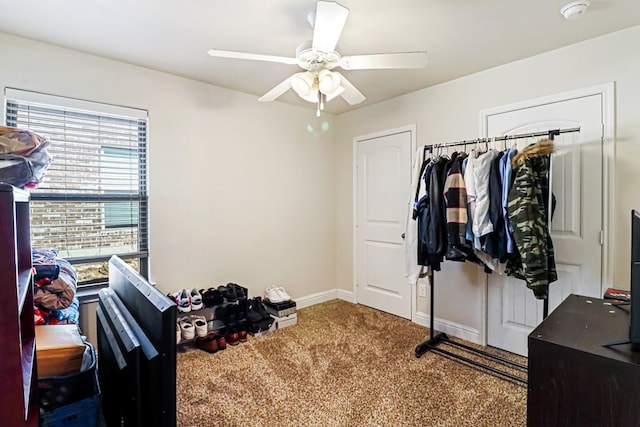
[{"left": 0, "top": 0, "right": 639, "bottom": 114}]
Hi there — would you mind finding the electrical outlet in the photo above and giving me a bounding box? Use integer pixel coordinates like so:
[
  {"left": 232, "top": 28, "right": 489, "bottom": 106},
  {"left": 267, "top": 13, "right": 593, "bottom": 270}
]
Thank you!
[{"left": 418, "top": 283, "right": 427, "bottom": 298}]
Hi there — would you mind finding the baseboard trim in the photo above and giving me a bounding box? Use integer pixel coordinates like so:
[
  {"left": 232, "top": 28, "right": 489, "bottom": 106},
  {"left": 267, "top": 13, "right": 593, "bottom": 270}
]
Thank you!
[
  {"left": 414, "top": 311, "right": 481, "bottom": 344},
  {"left": 336, "top": 289, "right": 355, "bottom": 303},
  {"left": 295, "top": 289, "right": 339, "bottom": 309},
  {"left": 296, "top": 288, "right": 356, "bottom": 309}
]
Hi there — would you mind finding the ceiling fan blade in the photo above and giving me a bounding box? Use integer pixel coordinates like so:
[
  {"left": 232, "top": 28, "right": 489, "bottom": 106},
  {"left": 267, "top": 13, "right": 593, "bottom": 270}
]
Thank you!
[
  {"left": 258, "top": 74, "right": 300, "bottom": 102},
  {"left": 326, "top": 86, "right": 345, "bottom": 102},
  {"left": 332, "top": 72, "right": 365, "bottom": 105},
  {"left": 312, "top": 1, "right": 349, "bottom": 53},
  {"left": 207, "top": 49, "right": 298, "bottom": 65},
  {"left": 340, "top": 52, "right": 428, "bottom": 70}
]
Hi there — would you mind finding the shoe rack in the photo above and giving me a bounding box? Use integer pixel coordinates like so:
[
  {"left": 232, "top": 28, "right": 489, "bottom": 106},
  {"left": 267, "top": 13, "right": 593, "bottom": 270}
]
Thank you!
[
  {"left": 176, "top": 284, "right": 249, "bottom": 345},
  {"left": 0, "top": 184, "right": 39, "bottom": 426}
]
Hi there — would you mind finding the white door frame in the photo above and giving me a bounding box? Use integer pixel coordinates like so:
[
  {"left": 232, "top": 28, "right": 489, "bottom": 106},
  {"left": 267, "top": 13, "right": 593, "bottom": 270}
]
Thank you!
[
  {"left": 353, "top": 124, "right": 417, "bottom": 320},
  {"left": 477, "top": 82, "right": 615, "bottom": 345}
]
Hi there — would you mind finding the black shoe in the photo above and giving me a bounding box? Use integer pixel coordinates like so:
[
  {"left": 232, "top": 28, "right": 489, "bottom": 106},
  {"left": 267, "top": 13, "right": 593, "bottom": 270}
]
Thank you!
[
  {"left": 250, "top": 297, "right": 273, "bottom": 331},
  {"left": 236, "top": 299, "right": 248, "bottom": 325},
  {"left": 218, "top": 285, "right": 238, "bottom": 303},
  {"left": 225, "top": 304, "right": 237, "bottom": 329},
  {"left": 214, "top": 305, "right": 227, "bottom": 321},
  {"left": 259, "top": 316, "right": 274, "bottom": 331},
  {"left": 247, "top": 299, "right": 263, "bottom": 331},
  {"left": 203, "top": 288, "right": 224, "bottom": 307},
  {"left": 228, "top": 283, "right": 247, "bottom": 299},
  {"left": 253, "top": 297, "right": 271, "bottom": 320}
]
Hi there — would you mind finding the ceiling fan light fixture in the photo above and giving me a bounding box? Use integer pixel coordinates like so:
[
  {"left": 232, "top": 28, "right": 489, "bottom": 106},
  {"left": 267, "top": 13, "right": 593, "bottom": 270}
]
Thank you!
[
  {"left": 300, "top": 81, "right": 319, "bottom": 103},
  {"left": 291, "top": 71, "right": 315, "bottom": 97},
  {"left": 318, "top": 69, "right": 341, "bottom": 95},
  {"left": 300, "top": 91, "right": 319, "bottom": 103}
]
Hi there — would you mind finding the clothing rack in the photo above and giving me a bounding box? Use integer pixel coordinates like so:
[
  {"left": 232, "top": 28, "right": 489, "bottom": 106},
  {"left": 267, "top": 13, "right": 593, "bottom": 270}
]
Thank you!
[{"left": 414, "top": 126, "right": 581, "bottom": 385}]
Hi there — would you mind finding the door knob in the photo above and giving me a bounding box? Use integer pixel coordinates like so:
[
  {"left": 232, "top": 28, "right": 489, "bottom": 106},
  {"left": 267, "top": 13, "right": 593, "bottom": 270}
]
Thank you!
[{"left": 401, "top": 233, "right": 405, "bottom": 240}]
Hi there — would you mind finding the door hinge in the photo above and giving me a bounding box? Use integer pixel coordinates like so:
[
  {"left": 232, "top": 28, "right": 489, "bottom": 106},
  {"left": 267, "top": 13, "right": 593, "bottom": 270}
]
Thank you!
[{"left": 599, "top": 230, "right": 605, "bottom": 245}]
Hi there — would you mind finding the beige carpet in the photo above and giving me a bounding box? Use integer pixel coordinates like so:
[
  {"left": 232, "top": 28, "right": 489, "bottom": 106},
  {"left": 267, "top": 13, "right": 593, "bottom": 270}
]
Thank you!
[{"left": 177, "top": 299, "right": 527, "bottom": 427}]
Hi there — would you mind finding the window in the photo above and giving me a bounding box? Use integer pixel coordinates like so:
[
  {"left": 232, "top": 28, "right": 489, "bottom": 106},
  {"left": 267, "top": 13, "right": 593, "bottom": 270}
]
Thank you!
[
  {"left": 4, "top": 88, "right": 148, "bottom": 286},
  {"left": 102, "top": 147, "right": 139, "bottom": 228}
]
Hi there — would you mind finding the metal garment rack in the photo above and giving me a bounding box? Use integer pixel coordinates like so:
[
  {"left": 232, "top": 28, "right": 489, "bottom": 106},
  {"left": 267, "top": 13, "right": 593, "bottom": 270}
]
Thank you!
[{"left": 414, "top": 127, "right": 581, "bottom": 385}]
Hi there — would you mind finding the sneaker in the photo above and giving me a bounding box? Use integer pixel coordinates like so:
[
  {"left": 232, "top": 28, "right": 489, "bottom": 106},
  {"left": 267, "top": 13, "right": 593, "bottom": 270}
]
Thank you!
[
  {"left": 189, "top": 288, "right": 203, "bottom": 311},
  {"left": 191, "top": 315, "right": 208, "bottom": 338},
  {"left": 265, "top": 286, "right": 286, "bottom": 303},
  {"left": 275, "top": 286, "right": 292, "bottom": 301},
  {"left": 176, "top": 289, "right": 191, "bottom": 313},
  {"left": 179, "top": 319, "right": 195, "bottom": 340}
]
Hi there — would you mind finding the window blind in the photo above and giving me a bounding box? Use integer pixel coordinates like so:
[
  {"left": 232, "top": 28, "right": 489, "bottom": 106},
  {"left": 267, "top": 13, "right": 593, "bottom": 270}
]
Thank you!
[{"left": 4, "top": 89, "right": 149, "bottom": 285}]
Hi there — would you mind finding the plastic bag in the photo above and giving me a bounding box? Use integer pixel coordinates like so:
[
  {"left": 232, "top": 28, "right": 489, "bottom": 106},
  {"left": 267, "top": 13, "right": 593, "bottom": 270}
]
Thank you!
[{"left": 0, "top": 134, "right": 52, "bottom": 188}]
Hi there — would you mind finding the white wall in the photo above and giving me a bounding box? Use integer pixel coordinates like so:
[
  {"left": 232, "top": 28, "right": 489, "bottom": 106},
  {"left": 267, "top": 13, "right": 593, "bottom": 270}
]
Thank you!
[
  {"left": 0, "top": 32, "right": 339, "bottom": 300},
  {"left": 335, "top": 26, "right": 640, "bottom": 337}
]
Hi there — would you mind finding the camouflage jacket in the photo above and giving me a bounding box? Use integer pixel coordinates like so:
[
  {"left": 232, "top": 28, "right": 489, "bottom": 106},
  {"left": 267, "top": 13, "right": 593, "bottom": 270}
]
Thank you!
[{"left": 506, "top": 140, "right": 556, "bottom": 299}]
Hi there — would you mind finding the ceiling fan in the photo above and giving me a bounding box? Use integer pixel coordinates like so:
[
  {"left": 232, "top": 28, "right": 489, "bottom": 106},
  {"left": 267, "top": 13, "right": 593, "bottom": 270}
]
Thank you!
[{"left": 207, "top": 1, "right": 428, "bottom": 115}]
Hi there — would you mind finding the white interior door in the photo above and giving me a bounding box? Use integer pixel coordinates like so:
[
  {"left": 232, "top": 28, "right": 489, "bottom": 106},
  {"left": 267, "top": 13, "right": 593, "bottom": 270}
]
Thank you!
[
  {"left": 355, "top": 129, "right": 413, "bottom": 319},
  {"left": 486, "top": 94, "right": 604, "bottom": 356}
]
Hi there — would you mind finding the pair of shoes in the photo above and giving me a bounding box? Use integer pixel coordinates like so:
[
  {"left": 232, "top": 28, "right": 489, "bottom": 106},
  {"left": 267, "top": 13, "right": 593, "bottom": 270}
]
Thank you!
[
  {"left": 195, "top": 333, "right": 227, "bottom": 353},
  {"left": 217, "top": 285, "right": 238, "bottom": 303},
  {"left": 174, "top": 288, "right": 204, "bottom": 312},
  {"left": 254, "top": 297, "right": 275, "bottom": 331},
  {"left": 179, "top": 318, "right": 195, "bottom": 340},
  {"left": 227, "top": 283, "right": 247, "bottom": 299},
  {"left": 223, "top": 326, "right": 248, "bottom": 345},
  {"left": 178, "top": 315, "right": 208, "bottom": 341},
  {"left": 265, "top": 286, "right": 291, "bottom": 303},
  {"left": 215, "top": 304, "right": 242, "bottom": 330},
  {"left": 201, "top": 288, "right": 224, "bottom": 307},
  {"left": 247, "top": 297, "right": 274, "bottom": 332}
]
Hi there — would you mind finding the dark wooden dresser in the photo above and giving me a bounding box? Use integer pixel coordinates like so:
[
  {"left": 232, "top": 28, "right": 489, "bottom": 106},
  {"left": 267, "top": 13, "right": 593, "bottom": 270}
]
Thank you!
[{"left": 528, "top": 294, "right": 640, "bottom": 427}]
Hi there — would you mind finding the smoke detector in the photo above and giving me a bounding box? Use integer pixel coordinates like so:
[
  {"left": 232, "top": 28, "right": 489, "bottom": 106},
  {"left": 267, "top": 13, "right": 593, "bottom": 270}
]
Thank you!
[{"left": 560, "top": 1, "right": 590, "bottom": 20}]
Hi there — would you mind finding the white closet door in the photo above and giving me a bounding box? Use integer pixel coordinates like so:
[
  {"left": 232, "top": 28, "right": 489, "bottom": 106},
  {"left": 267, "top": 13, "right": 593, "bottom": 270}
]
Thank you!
[
  {"left": 486, "top": 94, "right": 604, "bottom": 356},
  {"left": 355, "top": 129, "right": 413, "bottom": 319}
]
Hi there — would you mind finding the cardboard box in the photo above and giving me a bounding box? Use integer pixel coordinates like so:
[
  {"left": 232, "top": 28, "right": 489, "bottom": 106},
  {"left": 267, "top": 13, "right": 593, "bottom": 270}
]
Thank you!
[
  {"left": 271, "top": 312, "right": 298, "bottom": 330},
  {"left": 35, "top": 325, "right": 86, "bottom": 377}
]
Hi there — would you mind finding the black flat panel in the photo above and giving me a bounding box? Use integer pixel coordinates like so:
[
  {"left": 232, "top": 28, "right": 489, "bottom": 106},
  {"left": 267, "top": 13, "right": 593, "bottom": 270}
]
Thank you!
[{"left": 108, "top": 255, "right": 177, "bottom": 427}]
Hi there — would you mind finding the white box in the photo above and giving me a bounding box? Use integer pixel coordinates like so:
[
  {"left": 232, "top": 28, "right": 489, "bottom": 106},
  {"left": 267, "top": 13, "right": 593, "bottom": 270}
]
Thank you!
[{"left": 271, "top": 313, "right": 298, "bottom": 330}]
